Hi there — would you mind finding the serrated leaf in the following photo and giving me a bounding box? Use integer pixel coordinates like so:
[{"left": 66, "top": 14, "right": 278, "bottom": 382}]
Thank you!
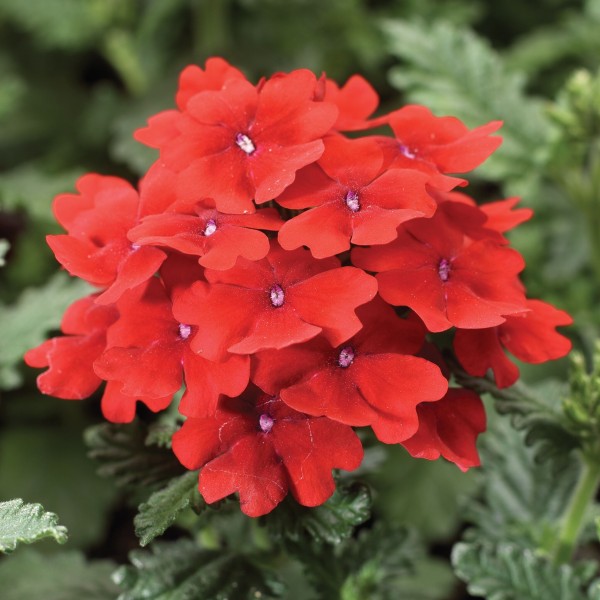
[
  {"left": 0, "top": 272, "right": 91, "bottom": 389},
  {"left": 464, "top": 408, "right": 578, "bottom": 548},
  {"left": 0, "top": 499, "right": 68, "bottom": 553},
  {"left": 264, "top": 482, "right": 371, "bottom": 545},
  {"left": 134, "top": 471, "right": 201, "bottom": 546},
  {"left": 382, "top": 19, "right": 552, "bottom": 189},
  {"left": 114, "top": 539, "right": 284, "bottom": 600},
  {"left": 340, "top": 524, "right": 422, "bottom": 600},
  {"left": 85, "top": 421, "right": 185, "bottom": 492},
  {"left": 452, "top": 541, "right": 598, "bottom": 600},
  {"left": 0, "top": 549, "right": 119, "bottom": 600}
]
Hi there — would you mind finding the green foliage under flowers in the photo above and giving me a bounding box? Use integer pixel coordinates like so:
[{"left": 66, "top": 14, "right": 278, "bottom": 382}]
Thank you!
[{"left": 3, "top": 1, "right": 600, "bottom": 599}]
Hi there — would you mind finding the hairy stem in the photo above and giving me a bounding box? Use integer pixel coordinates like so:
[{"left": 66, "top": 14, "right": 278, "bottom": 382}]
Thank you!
[{"left": 552, "top": 456, "right": 600, "bottom": 565}]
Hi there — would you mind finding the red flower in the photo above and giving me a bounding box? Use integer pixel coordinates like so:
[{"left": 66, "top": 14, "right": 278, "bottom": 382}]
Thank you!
[
  {"left": 402, "top": 388, "right": 486, "bottom": 471},
  {"left": 277, "top": 136, "right": 436, "bottom": 257},
  {"left": 94, "top": 275, "right": 249, "bottom": 418},
  {"left": 173, "top": 241, "right": 378, "bottom": 361},
  {"left": 320, "top": 74, "right": 380, "bottom": 131},
  {"left": 454, "top": 299, "right": 572, "bottom": 388},
  {"left": 24, "top": 295, "right": 117, "bottom": 400},
  {"left": 387, "top": 105, "right": 502, "bottom": 174},
  {"left": 23, "top": 294, "right": 170, "bottom": 423},
  {"left": 138, "top": 69, "right": 338, "bottom": 214},
  {"left": 352, "top": 203, "right": 527, "bottom": 332},
  {"left": 172, "top": 388, "right": 363, "bottom": 516},
  {"left": 252, "top": 298, "right": 448, "bottom": 443},
  {"left": 135, "top": 58, "right": 245, "bottom": 150},
  {"left": 46, "top": 174, "right": 166, "bottom": 305},
  {"left": 129, "top": 198, "right": 282, "bottom": 270}
]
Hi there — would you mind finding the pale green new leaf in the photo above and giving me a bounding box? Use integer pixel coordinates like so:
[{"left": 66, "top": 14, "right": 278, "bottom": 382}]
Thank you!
[
  {"left": 0, "top": 499, "right": 67, "bottom": 553},
  {"left": 452, "top": 542, "right": 599, "bottom": 600},
  {"left": 0, "top": 272, "right": 90, "bottom": 389},
  {"left": 0, "top": 549, "right": 119, "bottom": 600},
  {"left": 134, "top": 471, "right": 202, "bottom": 547}
]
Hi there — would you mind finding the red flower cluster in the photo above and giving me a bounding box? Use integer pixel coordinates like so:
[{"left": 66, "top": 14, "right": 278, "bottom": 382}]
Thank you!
[{"left": 25, "top": 58, "right": 572, "bottom": 516}]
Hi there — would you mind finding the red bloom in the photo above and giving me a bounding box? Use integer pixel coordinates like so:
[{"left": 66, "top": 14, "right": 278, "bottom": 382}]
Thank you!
[
  {"left": 173, "top": 241, "right": 378, "bottom": 361},
  {"left": 94, "top": 276, "right": 249, "bottom": 418},
  {"left": 321, "top": 75, "right": 380, "bottom": 131},
  {"left": 138, "top": 69, "right": 338, "bottom": 214},
  {"left": 46, "top": 174, "right": 166, "bottom": 305},
  {"left": 253, "top": 298, "right": 448, "bottom": 443},
  {"left": 172, "top": 389, "right": 363, "bottom": 516},
  {"left": 135, "top": 58, "right": 245, "bottom": 150},
  {"left": 402, "top": 388, "right": 486, "bottom": 471},
  {"left": 23, "top": 294, "right": 164, "bottom": 423},
  {"left": 352, "top": 203, "right": 527, "bottom": 332},
  {"left": 129, "top": 198, "right": 282, "bottom": 270},
  {"left": 277, "top": 136, "right": 436, "bottom": 257},
  {"left": 454, "top": 299, "right": 572, "bottom": 388},
  {"left": 387, "top": 105, "right": 502, "bottom": 174},
  {"left": 24, "top": 295, "right": 117, "bottom": 400}
]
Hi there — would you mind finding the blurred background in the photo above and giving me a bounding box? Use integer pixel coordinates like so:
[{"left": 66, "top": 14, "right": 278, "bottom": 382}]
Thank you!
[{"left": 1, "top": 0, "right": 600, "bottom": 598}]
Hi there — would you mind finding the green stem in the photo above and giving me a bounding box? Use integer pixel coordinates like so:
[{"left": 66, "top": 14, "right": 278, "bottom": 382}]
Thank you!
[{"left": 552, "top": 456, "right": 600, "bottom": 565}]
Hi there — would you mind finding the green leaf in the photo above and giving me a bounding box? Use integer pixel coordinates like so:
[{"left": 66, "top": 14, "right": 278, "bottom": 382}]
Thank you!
[
  {"left": 340, "top": 525, "right": 423, "bottom": 600},
  {"left": 134, "top": 471, "right": 202, "bottom": 547},
  {"left": 452, "top": 541, "right": 599, "bottom": 600},
  {"left": 264, "top": 482, "right": 371, "bottom": 545},
  {"left": 382, "top": 19, "right": 552, "bottom": 190},
  {"left": 0, "top": 499, "right": 67, "bottom": 553},
  {"left": 465, "top": 407, "right": 578, "bottom": 549},
  {"left": 114, "top": 539, "right": 284, "bottom": 599},
  {"left": 85, "top": 421, "right": 185, "bottom": 492},
  {"left": 0, "top": 271, "right": 91, "bottom": 389},
  {"left": 0, "top": 549, "right": 119, "bottom": 600}
]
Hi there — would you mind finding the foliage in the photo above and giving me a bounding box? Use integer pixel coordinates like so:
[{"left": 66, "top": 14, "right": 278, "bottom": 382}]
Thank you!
[
  {"left": 114, "top": 539, "right": 285, "bottom": 600},
  {"left": 134, "top": 471, "right": 203, "bottom": 547},
  {"left": 0, "top": 549, "right": 119, "bottom": 600},
  {"left": 85, "top": 420, "right": 186, "bottom": 492},
  {"left": 0, "top": 499, "right": 67, "bottom": 553}
]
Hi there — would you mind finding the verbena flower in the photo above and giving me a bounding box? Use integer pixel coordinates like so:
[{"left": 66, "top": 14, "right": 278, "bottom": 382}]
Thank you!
[{"left": 25, "top": 57, "right": 572, "bottom": 515}]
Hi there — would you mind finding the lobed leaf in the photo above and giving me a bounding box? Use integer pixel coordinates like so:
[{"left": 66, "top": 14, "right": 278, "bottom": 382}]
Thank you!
[
  {"left": 85, "top": 421, "right": 185, "bottom": 492},
  {"left": 264, "top": 482, "right": 371, "bottom": 545},
  {"left": 134, "top": 471, "right": 202, "bottom": 547},
  {"left": 0, "top": 498, "right": 68, "bottom": 553},
  {"left": 114, "top": 539, "right": 284, "bottom": 600},
  {"left": 452, "top": 541, "right": 600, "bottom": 600}
]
